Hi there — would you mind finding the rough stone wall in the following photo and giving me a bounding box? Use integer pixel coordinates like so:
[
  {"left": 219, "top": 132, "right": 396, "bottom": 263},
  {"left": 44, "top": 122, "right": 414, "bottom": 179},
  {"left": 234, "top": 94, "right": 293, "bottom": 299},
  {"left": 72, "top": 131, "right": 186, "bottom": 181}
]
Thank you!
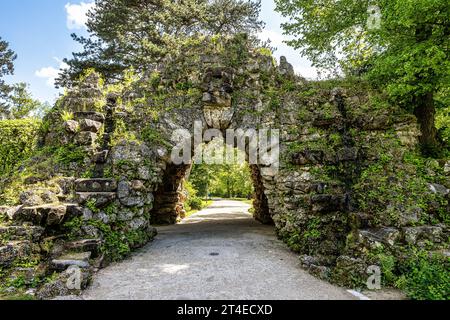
[{"left": 0, "top": 35, "right": 448, "bottom": 298}]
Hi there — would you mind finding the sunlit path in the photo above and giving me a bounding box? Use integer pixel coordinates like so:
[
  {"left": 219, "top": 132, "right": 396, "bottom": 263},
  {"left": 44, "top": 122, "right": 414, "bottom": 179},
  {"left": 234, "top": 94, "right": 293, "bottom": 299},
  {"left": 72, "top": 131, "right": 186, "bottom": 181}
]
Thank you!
[{"left": 82, "top": 200, "right": 355, "bottom": 300}]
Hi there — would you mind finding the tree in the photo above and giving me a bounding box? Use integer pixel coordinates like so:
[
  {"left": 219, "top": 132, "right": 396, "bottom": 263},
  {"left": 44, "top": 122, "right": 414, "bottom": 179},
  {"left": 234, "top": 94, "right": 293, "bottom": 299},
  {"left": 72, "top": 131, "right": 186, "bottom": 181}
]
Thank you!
[
  {"left": 0, "top": 37, "right": 17, "bottom": 106},
  {"left": 189, "top": 164, "right": 213, "bottom": 198},
  {"left": 189, "top": 162, "right": 253, "bottom": 199},
  {"left": 3, "top": 83, "right": 47, "bottom": 119},
  {"left": 275, "top": 0, "right": 450, "bottom": 155},
  {"left": 57, "top": 0, "right": 263, "bottom": 87}
]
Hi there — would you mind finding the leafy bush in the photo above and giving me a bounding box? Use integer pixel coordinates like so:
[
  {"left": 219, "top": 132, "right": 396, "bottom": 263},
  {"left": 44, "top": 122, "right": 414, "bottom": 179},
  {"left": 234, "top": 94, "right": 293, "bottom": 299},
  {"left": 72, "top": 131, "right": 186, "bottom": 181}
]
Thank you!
[
  {"left": 184, "top": 181, "right": 204, "bottom": 211},
  {"left": 353, "top": 152, "right": 449, "bottom": 227},
  {"left": 187, "top": 197, "right": 203, "bottom": 210},
  {"left": 436, "top": 88, "right": 450, "bottom": 147},
  {"left": 0, "top": 118, "right": 41, "bottom": 175},
  {"left": 52, "top": 144, "right": 87, "bottom": 165},
  {"left": 396, "top": 250, "right": 450, "bottom": 300}
]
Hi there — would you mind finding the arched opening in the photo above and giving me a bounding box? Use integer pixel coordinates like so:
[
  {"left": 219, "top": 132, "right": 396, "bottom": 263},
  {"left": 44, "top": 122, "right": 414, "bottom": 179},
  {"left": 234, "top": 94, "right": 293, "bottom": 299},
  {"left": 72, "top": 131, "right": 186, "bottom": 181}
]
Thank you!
[
  {"left": 150, "top": 137, "right": 273, "bottom": 226},
  {"left": 150, "top": 163, "right": 191, "bottom": 225}
]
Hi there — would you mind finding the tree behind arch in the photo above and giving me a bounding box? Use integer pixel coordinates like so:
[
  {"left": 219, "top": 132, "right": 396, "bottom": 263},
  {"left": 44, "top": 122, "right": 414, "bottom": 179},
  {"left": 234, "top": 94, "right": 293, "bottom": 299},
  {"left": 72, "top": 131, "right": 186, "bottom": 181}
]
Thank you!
[{"left": 57, "top": 0, "right": 264, "bottom": 87}]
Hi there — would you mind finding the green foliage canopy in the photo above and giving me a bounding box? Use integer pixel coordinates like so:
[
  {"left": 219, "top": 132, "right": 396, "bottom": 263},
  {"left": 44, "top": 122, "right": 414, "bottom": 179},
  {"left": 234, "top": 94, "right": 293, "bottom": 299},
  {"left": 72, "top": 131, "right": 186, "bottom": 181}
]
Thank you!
[
  {"left": 58, "top": 0, "right": 264, "bottom": 87},
  {"left": 189, "top": 163, "right": 253, "bottom": 199},
  {"left": 0, "top": 118, "right": 41, "bottom": 175},
  {"left": 275, "top": 0, "right": 450, "bottom": 154},
  {"left": 1, "top": 83, "right": 49, "bottom": 119},
  {"left": 0, "top": 37, "right": 17, "bottom": 110}
]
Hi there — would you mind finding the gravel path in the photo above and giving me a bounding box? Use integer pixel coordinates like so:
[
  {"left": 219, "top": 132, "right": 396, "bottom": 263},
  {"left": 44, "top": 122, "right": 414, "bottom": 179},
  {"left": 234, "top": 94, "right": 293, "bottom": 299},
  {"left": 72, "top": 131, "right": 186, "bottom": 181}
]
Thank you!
[{"left": 82, "top": 200, "right": 355, "bottom": 300}]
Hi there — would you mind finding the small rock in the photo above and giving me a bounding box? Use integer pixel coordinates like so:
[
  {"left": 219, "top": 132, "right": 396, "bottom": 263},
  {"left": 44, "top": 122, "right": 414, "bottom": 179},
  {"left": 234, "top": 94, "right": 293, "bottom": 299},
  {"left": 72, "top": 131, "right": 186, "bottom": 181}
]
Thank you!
[
  {"left": 128, "top": 217, "right": 148, "bottom": 230},
  {"left": 19, "top": 190, "right": 43, "bottom": 206},
  {"left": 41, "top": 190, "right": 59, "bottom": 204},
  {"left": 79, "top": 119, "right": 102, "bottom": 133},
  {"left": 5, "top": 206, "right": 22, "bottom": 220},
  {"left": 0, "top": 225, "right": 44, "bottom": 241},
  {"left": 117, "top": 180, "right": 145, "bottom": 207},
  {"left": 399, "top": 206, "right": 422, "bottom": 226},
  {"left": 64, "top": 239, "right": 102, "bottom": 255},
  {"left": 0, "top": 241, "right": 31, "bottom": 267},
  {"left": 74, "top": 131, "right": 97, "bottom": 146},
  {"left": 74, "top": 111, "right": 105, "bottom": 123},
  {"left": 279, "top": 56, "right": 295, "bottom": 78},
  {"left": 94, "top": 211, "right": 109, "bottom": 224},
  {"left": 82, "top": 208, "right": 94, "bottom": 220},
  {"left": 428, "top": 183, "right": 449, "bottom": 196},
  {"left": 444, "top": 161, "right": 450, "bottom": 174},
  {"left": 138, "top": 166, "right": 151, "bottom": 180},
  {"left": 81, "top": 225, "right": 102, "bottom": 239},
  {"left": 76, "top": 192, "right": 116, "bottom": 207},
  {"left": 46, "top": 205, "right": 67, "bottom": 226},
  {"left": 51, "top": 252, "right": 91, "bottom": 271},
  {"left": 37, "top": 280, "right": 70, "bottom": 300},
  {"left": 93, "top": 150, "right": 109, "bottom": 164},
  {"left": 358, "top": 228, "right": 400, "bottom": 247},
  {"left": 25, "top": 288, "right": 37, "bottom": 296},
  {"left": 0, "top": 245, "right": 17, "bottom": 267},
  {"left": 117, "top": 208, "right": 136, "bottom": 222},
  {"left": 64, "top": 120, "right": 79, "bottom": 133},
  {"left": 131, "top": 180, "right": 145, "bottom": 191}
]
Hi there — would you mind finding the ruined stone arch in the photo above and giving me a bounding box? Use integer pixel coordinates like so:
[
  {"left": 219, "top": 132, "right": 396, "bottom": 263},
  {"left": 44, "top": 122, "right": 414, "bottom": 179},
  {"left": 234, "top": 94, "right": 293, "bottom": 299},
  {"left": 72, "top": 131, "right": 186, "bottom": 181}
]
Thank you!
[{"left": 1, "top": 35, "right": 448, "bottom": 299}]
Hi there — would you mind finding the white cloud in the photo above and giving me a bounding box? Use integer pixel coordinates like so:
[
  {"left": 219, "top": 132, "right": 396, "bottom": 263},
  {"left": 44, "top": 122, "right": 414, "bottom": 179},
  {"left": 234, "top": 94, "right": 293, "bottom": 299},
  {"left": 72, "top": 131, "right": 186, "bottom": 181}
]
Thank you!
[
  {"left": 65, "top": 1, "right": 94, "bottom": 30},
  {"left": 35, "top": 67, "right": 60, "bottom": 86},
  {"left": 293, "top": 65, "right": 319, "bottom": 80},
  {"left": 257, "top": 29, "right": 286, "bottom": 47},
  {"left": 35, "top": 58, "right": 69, "bottom": 87}
]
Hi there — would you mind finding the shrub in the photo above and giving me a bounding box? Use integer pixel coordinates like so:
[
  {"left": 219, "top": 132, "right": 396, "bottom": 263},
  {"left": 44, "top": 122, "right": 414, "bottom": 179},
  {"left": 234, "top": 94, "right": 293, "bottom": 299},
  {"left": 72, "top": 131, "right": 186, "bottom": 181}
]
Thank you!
[
  {"left": 0, "top": 118, "right": 41, "bottom": 175},
  {"left": 396, "top": 250, "right": 450, "bottom": 300},
  {"left": 184, "top": 181, "right": 200, "bottom": 211}
]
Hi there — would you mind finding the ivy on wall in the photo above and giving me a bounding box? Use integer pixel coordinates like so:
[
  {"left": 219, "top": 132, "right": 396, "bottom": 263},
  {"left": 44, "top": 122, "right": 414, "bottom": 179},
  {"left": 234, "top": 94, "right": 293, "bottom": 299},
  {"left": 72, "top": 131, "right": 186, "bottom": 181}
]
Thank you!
[{"left": 0, "top": 119, "right": 41, "bottom": 175}]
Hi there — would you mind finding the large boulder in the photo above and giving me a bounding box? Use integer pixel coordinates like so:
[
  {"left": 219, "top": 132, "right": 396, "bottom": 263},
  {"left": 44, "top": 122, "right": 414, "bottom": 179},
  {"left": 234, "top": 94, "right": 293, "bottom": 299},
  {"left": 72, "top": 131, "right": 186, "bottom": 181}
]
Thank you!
[
  {"left": 13, "top": 205, "right": 67, "bottom": 226},
  {"left": 117, "top": 180, "right": 145, "bottom": 207}
]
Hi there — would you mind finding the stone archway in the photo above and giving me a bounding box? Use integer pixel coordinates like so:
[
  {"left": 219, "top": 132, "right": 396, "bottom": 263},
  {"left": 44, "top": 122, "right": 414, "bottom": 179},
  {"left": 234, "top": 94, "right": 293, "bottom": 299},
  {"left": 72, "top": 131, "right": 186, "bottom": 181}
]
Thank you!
[
  {"left": 2, "top": 35, "right": 446, "bottom": 300},
  {"left": 136, "top": 52, "right": 280, "bottom": 227}
]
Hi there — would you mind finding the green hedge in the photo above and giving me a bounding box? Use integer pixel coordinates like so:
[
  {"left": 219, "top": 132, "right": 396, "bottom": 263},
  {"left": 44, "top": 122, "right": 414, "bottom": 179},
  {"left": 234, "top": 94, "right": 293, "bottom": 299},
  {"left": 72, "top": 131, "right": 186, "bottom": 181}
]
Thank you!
[{"left": 0, "top": 119, "right": 41, "bottom": 175}]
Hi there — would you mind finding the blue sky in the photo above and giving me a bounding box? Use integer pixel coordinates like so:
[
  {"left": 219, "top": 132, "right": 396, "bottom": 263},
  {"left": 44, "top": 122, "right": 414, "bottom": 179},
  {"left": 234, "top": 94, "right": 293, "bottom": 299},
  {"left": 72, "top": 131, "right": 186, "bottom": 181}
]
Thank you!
[{"left": 0, "top": 0, "right": 315, "bottom": 103}]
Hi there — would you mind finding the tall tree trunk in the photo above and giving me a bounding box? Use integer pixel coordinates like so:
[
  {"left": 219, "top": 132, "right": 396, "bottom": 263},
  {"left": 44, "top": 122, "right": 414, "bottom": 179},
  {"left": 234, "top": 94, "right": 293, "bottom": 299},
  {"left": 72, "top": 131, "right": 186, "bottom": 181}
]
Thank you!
[
  {"left": 413, "top": 91, "right": 438, "bottom": 155},
  {"left": 413, "top": 24, "right": 439, "bottom": 156}
]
